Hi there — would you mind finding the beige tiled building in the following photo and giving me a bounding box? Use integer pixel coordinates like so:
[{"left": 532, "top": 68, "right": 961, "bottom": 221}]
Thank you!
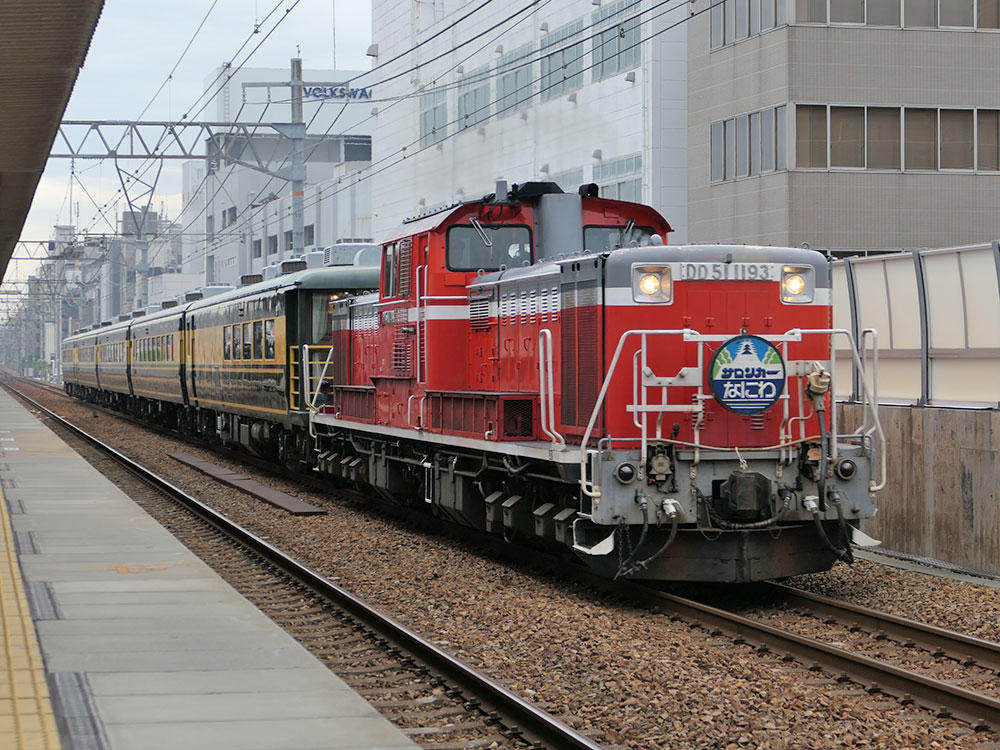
[{"left": 688, "top": 0, "right": 1000, "bottom": 250}]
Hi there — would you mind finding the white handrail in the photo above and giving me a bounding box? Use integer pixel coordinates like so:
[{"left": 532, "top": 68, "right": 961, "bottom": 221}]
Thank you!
[
  {"left": 579, "top": 329, "right": 695, "bottom": 499},
  {"left": 578, "top": 327, "right": 885, "bottom": 499},
  {"left": 537, "top": 329, "right": 565, "bottom": 446}
]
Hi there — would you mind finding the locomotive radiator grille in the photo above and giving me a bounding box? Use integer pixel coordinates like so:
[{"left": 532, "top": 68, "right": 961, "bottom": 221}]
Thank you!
[
  {"left": 469, "top": 297, "right": 491, "bottom": 330},
  {"left": 561, "top": 279, "right": 601, "bottom": 428},
  {"left": 502, "top": 399, "right": 534, "bottom": 438}
]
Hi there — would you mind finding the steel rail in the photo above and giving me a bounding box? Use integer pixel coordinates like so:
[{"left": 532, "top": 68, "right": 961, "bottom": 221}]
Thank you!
[
  {"left": 5, "top": 383, "right": 604, "bottom": 750},
  {"left": 582, "top": 576, "right": 1000, "bottom": 733},
  {"left": 764, "top": 581, "right": 1000, "bottom": 673}
]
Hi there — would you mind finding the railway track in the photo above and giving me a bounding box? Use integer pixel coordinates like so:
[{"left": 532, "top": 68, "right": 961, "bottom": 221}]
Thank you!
[
  {"left": 11, "top": 376, "right": 1000, "bottom": 739},
  {"left": 3, "top": 380, "right": 604, "bottom": 750}
]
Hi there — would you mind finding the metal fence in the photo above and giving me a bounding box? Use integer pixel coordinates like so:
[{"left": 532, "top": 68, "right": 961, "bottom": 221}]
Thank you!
[{"left": 833, "top": 240, "right": 1000, "bottom": 407}]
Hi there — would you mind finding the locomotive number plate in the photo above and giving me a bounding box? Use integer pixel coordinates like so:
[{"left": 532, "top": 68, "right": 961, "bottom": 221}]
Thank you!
[{"left": 676, "top": 262, "right": 779, "bottom": 281}]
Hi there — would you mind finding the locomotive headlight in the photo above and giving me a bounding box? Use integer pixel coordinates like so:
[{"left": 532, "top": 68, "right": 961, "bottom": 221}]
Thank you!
[
  {"left": 638, "top": 273, "right": 661, "bottom": 296},
  {"left": 632, "top": 264, "right": 672, "bottom": 303},
  {"left": 781, "top": 266, "right": 815, "bottom": 303}
]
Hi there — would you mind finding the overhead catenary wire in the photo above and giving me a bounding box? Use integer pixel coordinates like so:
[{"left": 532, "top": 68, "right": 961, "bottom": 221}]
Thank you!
[
  {"left": 78, "top": 0, "right": 303, "bottom": 238},
  {"left": 80, "top": 0, "right": 703, "bottom": 271},
  {"left": 241, "top": 0, "right": 697, "bottom": 246}
]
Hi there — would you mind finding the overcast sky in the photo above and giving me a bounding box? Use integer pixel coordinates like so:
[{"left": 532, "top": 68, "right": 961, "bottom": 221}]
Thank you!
[{"left": 10, "top": 0, "right": 371, "bottom": 281}]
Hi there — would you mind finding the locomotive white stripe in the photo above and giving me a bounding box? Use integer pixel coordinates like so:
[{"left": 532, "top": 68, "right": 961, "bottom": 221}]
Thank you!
[{"left": 603, "top": 287, "right": 831, "bottom": 307}]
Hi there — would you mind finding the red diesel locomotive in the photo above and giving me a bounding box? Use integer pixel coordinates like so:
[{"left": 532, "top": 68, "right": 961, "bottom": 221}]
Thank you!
[
  {"left": 63, "top": 181, "right": 882, "bottom": 582},
  {"left": 307, "top": 181, "right": 882, "bottom": 582}
]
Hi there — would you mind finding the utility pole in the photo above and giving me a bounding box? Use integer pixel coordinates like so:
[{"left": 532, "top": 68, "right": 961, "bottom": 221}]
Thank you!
[{"left": 290, "top": 57, "right": 306, "bottom": 257}]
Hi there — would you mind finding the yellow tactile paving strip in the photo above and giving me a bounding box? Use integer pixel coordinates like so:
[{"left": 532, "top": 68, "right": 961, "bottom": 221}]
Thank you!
[{"left": 0, "top": 486, "right": 61, "bottom": 750}]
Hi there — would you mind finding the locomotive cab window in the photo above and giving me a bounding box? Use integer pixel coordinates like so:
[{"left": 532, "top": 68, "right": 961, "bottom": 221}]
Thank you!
[
  {"left": 381, "top": 242, "right": 398, "bottom": 297},
  {"left": 584, "top": 225, "right": 656, "bottom": 253},
  {"left": 446, "top": 225, "right": 532, "bottom": 271}
]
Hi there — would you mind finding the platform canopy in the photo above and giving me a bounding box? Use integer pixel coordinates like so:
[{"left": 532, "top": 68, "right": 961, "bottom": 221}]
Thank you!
[{"left": 0, "top": 0, "right": 104, "bottom": 282}]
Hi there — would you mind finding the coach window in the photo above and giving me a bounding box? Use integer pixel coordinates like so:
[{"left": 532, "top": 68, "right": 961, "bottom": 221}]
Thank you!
[
  {"left": 446, "top": 225, "right": 532, "bottom": 271},
  {"left": 264, "top": 320, "right": 276, "bottom": 359},
  {"left": 233, "top": 325, "right": 242, "bottom": 360},
  {"left": 224, "top": 326, "right": 232, "bottom": 359},
  {"left": 242, "top": 323, "right": 252, "bottom": 359},
  {"left": 253, "top": 321, "right": 264, "bottom": 359}
]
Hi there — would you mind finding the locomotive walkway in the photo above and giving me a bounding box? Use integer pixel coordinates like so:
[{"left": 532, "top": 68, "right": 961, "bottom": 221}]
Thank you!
[{"left": 0, "top": 388, "right": 417, "bottom": 750}]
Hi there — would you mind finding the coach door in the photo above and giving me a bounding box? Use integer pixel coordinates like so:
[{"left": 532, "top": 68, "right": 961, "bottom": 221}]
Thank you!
[
  {"left": 187, "top": 318, "right": 198, "bottom": 401},
  {"left": 179, "top": 322, "right": 190, "bottom": 405}
]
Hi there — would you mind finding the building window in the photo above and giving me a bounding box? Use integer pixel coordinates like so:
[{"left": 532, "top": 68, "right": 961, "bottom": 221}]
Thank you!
[
  {"left": 497, "top": 44, "right": 533, "bottom": 114},
  {"left": 304, "top": 224, "right": 315, "bottom": 246},
  {"left": 830, "top": 106, "right": 865, "bottom": 167},
  {"left": 593, "top": 0, "right": 640, "bottom": 80},
  {"left": 904, "top": 0, "right": 936, "bottom": 27},
  {"left": 940, "top": 109, "right": 974, "bottom": 170},
  {"left": 549, "top": 168, "right": 585, "bottom": 190},
  {"left": 831, "top": 0, "right": 864, "bottom": 23},
  {"left": 713, "top": 0, "right": 788, "bottom": 47},
  {"left": 735, "top": 114, "right": 750, "bottom": 177},
  {"left": 419, "top": 87, "right": 447, "bottom": 147},
  {"left": 982, "top": 0, "right": 1000, "bottom": 28},
  {"left": 867, "top": 0, "right": 901, "bottom": 25},
  {"left": 940, "top": 0, "right": 974, "bottom": 26},
  {"left": 978, "top": 110, "right": 1000, "bottom": 171},
  {"left": 725, "top": 119, "right": 736, "bottom": 179},
  {"left": 206, "top": 214, "right": 214, "bottom": 241},
  {"left": 458, "top": 66, "right": 490, "bottom": 128},
  {"left": 711, "top": 122, "right": 725, "bottom": 181},
  {"left": 796, "top": 105, "right": 828, "bottom": 168},
  {"left": 761, "top": 107, "right": 776, "bottom": 170},
  {"left": 594, "top": 153, "right": 643, "bottom": 200},
  {"left": 905, "top": 108, "right": 937, "bottom": 169},
  {"left": 540, "top": 21, "right": 584, "bottom": 101},
  {"left": 867, "top": 107, "right": 901, "bottom": 168},
  {"left": 284, "top": 230, "right": 294, "bottom": 252},
  {"left": 222, "top": 206, "right": 237, "bottom": 228},
  {"left": 712, "top": 105, "right": 787, "bottom": 181},
  {"left": 267, "top": 235, "right": 278, "bottom": 255},
  {"left": 796, "top": 0, "right": 826, "bottom": 22},
  {"left": 790, "top": 104, "right": 1000, "bottom": 172},
  {"left": 789, "top": 0, "right": 998, "bottom": 27},
  {"left": 252, "top": 239, "right": 262, "bottom": 258}
]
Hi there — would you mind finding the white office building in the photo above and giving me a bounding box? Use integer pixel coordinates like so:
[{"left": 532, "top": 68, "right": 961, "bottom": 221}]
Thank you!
[
  {"left": 368, "top": 0, "right": 691, "bottom": 241},
  {"left": 180, "top": 65, "right": 376, "bottom": 286}
]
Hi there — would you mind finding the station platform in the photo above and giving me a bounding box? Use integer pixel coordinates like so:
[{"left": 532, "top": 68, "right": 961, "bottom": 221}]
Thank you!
[{"left": 0, "top": 388, "right": 417, "bottom": 750}]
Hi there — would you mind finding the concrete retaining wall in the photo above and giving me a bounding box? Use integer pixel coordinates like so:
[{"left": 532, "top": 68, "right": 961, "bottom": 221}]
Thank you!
[{"left": 840, "top": 403, "right": 1000, "bottom": 574}]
